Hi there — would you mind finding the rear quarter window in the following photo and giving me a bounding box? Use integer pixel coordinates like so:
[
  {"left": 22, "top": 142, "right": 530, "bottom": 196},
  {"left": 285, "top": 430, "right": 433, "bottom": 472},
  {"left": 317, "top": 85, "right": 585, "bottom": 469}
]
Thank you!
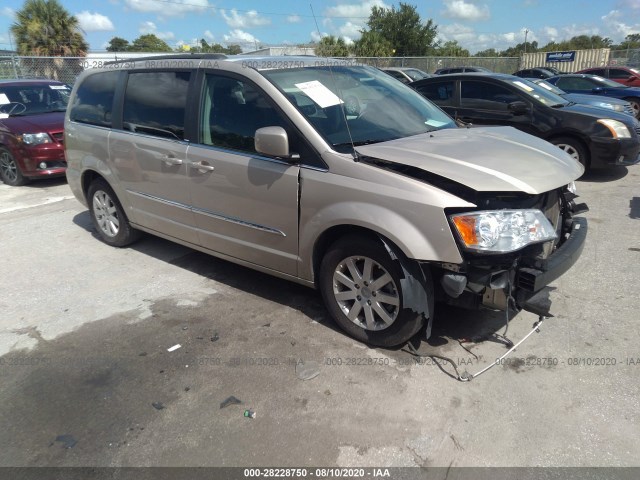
[{"left": 69, "top": 71, "right": 119, "bottom": 127}]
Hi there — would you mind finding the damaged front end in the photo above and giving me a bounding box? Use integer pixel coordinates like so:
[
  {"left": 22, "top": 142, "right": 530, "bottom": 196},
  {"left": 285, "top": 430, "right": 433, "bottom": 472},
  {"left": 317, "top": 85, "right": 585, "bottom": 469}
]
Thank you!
[{"left": 434, "top": 185, "right": 588, "bottom": 317}]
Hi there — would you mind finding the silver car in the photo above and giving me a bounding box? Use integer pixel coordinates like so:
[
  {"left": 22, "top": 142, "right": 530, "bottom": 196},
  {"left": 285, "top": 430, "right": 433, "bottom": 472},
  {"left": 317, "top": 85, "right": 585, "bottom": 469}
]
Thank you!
[{"left": 65, "top": 55, "right": 588, "bottom": 347}]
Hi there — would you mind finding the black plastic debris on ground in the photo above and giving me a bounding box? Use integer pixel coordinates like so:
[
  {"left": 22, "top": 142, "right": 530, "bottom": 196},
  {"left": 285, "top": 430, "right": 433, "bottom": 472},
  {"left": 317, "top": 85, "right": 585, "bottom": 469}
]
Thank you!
[
  {"left": 220, "top": 396, "right": 242, "bottom": 409},
  {"left": 211, "top": 333, "right": 219, "bottom": 342},
  {"left": 54, "top": 434, "right": 77, "bottom": 449},
  {"left": 152, "top": 402, "right": 165, "bottom": 410}
]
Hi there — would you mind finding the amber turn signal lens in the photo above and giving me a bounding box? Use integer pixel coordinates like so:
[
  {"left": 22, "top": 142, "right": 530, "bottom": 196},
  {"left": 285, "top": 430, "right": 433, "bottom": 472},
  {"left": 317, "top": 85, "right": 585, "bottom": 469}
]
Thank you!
[{"left": 452, "top": 216, "right": 477, "bottom": 247}]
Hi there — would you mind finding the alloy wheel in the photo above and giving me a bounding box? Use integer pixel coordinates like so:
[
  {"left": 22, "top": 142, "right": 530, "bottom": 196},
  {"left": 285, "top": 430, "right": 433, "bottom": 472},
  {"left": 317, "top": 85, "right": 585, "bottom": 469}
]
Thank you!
[
  {"left": 332, "top": 255, "right": 400, "bottom": 331},
  {"left": 0, "top": 151, "right": 18, "bottom": 183},
  {"left": 92, "top": 190, "right": 120, "bottom": 237}
]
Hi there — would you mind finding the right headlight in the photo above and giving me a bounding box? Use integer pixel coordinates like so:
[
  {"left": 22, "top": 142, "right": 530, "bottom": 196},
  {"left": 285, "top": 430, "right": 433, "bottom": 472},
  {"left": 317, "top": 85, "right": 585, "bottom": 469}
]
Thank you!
[
  {"left": 450, "top": 209, "right": 557, "bottom": 253},
  {"left": 597, "top": 119, "right": 631, "bottom": 139}
]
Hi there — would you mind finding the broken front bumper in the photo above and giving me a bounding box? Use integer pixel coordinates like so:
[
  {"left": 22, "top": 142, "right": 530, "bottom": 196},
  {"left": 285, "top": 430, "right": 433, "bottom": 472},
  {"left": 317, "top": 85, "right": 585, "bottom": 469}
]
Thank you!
[
  {"left": 437, "top": 216, "right": 588, "bottom": 312},
  {"left": 517, "top": 216, "right": 588, "bottom": 293}
]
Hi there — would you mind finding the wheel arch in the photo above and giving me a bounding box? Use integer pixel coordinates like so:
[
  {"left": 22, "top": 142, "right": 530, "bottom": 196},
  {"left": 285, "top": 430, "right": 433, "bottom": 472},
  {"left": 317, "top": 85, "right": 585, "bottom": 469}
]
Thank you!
[
  {"left": 312, "top": 225, "right": 421, "bottom": 288},
  {"left": 81, "top": 169, "right": 108, "bottom": 201},
  {"left": 546, "top": 133, "right": 591, "bottom": 168}
]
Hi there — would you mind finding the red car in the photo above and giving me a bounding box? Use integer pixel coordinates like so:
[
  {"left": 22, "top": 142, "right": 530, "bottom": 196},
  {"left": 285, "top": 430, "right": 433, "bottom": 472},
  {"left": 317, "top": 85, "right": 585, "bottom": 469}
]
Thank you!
[
  {"left": 577, "top": 66, "right": 640, "bottom": 88},
  {"left": 0, "top": 79, "right": 69, "bottom": 186}
]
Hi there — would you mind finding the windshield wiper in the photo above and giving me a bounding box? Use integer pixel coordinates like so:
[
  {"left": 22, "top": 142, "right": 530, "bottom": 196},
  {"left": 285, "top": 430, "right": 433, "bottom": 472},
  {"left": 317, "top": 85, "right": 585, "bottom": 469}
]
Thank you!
[
  {"left": 334, "top": 140, "right": 383, "bottom": 148},
  {"left": 550, "top": 103, "right": 566, "bottom": 108}
]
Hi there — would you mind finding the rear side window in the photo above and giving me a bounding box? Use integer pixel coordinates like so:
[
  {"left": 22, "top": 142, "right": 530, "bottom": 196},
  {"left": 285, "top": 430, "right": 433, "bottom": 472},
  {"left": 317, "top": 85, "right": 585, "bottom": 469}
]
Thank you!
[
  {"left": 123, "top": 71, "right": 190, "bottom": 140},
  {"left": 414, "top": 80, "right": 455, "bottom": 106},
  {"left": 461, "top": 81, "right": 519, "bottom": 110},
  {"left": 70, "top": 71, "right": 118, "bottom": 127},
  {"left": 587, "top": 68, "right": 606, "bottom": 76},
  {"left": 609, "top": 69, "right": 631, "bottom": 79},
  {"left": 555, "top": 77, "right": 593, "bottom": 90}
]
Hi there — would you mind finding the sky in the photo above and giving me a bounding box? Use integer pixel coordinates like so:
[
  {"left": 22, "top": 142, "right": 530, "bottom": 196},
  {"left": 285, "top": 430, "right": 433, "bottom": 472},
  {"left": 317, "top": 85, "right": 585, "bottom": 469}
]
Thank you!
[{"left": 0, "top": 0, "right": 638, "bottom": 54}]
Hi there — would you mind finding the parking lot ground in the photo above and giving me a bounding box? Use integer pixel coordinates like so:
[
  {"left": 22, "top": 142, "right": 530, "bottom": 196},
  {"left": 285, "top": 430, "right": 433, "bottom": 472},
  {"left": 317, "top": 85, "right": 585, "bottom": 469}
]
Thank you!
[{"left": 0, "top": 168, "right": 639, "bottom": 469}]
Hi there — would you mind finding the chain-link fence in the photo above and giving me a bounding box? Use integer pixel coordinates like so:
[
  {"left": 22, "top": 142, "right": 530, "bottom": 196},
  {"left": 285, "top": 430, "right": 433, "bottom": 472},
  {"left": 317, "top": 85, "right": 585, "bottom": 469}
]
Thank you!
[
  {"left": 0, "top": 56, "right": 87, "bottom": 84},
  {"left": 1, "top": 51, "right": 638, "bottom": 84},
  {"left": 350, "top": 56, "right": 521, "bottom": 74},
  {"left": 609, "top": 49, "right": 640, "bottom": 68}
]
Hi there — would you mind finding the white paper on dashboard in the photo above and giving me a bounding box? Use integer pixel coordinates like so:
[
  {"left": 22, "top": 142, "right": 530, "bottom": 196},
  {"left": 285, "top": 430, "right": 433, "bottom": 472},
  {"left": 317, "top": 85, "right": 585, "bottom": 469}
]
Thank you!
[
  {"left": 294, "top": 80, "right": 344, "bottom": 108},
  {"left": 0, "top": 93, "right": 10, "bottom": 105}
]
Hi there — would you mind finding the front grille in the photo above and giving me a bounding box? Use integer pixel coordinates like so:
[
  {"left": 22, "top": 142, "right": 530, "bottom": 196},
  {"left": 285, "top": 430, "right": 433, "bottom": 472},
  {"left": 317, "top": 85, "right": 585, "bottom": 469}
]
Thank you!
[{"left": 51, "top": 131, "right": 64, "bottom": 144}]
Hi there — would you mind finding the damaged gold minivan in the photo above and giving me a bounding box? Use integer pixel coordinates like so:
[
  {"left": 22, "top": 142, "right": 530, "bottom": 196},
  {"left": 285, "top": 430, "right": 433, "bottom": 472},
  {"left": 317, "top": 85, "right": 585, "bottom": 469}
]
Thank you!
[{"left": 65, "top": 55, "right": 587, "bottom": 347}]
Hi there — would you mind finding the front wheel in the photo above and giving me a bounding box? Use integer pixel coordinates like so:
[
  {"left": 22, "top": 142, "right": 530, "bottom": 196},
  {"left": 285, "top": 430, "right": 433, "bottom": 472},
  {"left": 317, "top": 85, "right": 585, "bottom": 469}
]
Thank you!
[
  {"left": 624, "top": 97, "right": 640, "bottom": 119},
  {"left": 0, "top": 148, "right": 28, "bottom": 186},
  {"left": 87, "top": 179, "right": 141, "bottom": 247},
  {"left": 319, "top": 235, "right": 429, "bottom": 347},
  {"left": 551, "top": 136, "right": 589, "bottom": 169}
]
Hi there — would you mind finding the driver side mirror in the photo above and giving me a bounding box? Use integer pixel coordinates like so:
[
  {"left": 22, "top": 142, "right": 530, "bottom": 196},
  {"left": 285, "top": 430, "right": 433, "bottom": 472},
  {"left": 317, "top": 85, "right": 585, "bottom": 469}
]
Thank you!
[
  {"left": 508, "top": 101, "right": 530, "bottom": 115},
  {"left": 628, "top": 76, "right": 636, "bottom": 82},
  {"left": 255, "top": 127, "right": 300, "bottom": 161}
]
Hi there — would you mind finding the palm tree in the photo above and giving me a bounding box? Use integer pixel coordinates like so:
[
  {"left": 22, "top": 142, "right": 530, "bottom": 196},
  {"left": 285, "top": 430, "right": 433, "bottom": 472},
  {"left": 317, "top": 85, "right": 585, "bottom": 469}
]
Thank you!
[
  {"left": 11, "top": 0, "right": 88, "bottom": 56},
  {"left": 10, "top": 0, "right": 88, "bottom": 81}
]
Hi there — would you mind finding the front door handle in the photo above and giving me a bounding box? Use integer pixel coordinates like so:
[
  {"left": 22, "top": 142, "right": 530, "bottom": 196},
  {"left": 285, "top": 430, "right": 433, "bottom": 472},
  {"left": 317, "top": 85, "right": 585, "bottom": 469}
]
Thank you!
[
  {"left": 162, "top": 154, "right": 183, "bottom": 166},
  {"left": 188, "top": 161, "right": 215, "bottom": 172}
]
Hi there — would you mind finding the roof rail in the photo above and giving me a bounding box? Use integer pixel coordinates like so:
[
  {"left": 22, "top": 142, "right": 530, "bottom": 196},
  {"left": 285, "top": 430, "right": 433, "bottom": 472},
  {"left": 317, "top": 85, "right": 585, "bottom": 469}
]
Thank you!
[{"left": 104, "top": 53, "right": 227, "bottom": 65}]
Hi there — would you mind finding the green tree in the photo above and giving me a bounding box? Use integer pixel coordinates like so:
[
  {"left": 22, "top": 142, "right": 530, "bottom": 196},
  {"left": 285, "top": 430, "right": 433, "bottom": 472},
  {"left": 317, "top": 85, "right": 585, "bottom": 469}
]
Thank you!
[
  {"left": 353, "top": 30, "right": 393, "bottom": 57},
  {"left": 186, "top": 39, "right": 243, "bottom": 55},
  {"left": 474, "top": 48, "right": 499, "bottom": 57},
  {"left": 435, "top": 40, "right": 469, "bottom": 57},
  {"left": 107, "top": 37, "right": 130, "bottom": 52},
  {"left": 566, "top": 35, "right": 612, "bottom": 50},
  {"left": 315, "top": 35, "right": 350, "bottom": 57},
  {"left": 11, "top": 0, "right": 88, "bottom": 56},
  {"left": 129, "top": 34, "right": 173, "bottom": 52},
  {"left": 365, "top": 3, "right": 438, "bottom": 57},
  {"left": 501, "top": 41, "right": 538, "bottom": 57}
]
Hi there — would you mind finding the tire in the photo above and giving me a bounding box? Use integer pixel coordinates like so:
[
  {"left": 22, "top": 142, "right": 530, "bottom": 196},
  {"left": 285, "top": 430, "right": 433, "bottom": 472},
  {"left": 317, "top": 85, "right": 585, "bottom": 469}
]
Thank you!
[
  {"left": 87, "top": 179, "right": 141, "bottom": 247},
  {"left": 551, "top": 136, "right": 589, "bottom": 168},
  {"left": 0, "top": 147, "right": 28, "bottom": 186},
  {"left": 319, "top": 235, "right": 430, "bottom": 347},
  {"left": 624, "top": 97, "right": 640, "bottom": 120}
]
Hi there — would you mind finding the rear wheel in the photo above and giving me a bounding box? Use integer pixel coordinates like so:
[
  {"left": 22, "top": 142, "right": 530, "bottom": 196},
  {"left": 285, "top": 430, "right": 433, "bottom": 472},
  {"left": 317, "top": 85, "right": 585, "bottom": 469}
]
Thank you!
[
  {"left": 87, "top": 179, "right": 141, "bottom": 247},
  {"left": 0, "top": 148, "right": 28, "bottom": 186},
  {"left": 319, "top": 235, "right": 430, "bottom": 347},
  {"left": 551, "top": 136, "right": 589, "bottom": 168}
]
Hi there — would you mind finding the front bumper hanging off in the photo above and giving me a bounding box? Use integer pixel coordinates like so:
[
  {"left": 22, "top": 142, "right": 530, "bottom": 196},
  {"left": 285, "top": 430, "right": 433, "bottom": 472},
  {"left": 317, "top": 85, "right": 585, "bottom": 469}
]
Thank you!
[{"left": 438, "top": 215, "right": 588, "bottom": 315}]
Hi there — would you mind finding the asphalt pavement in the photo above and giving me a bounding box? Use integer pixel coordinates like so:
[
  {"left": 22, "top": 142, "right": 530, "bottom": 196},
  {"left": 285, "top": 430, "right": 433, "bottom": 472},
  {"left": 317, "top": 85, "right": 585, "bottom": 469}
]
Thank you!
[{"left": 0, "top": 166, "right": 639, "bottom": 470}]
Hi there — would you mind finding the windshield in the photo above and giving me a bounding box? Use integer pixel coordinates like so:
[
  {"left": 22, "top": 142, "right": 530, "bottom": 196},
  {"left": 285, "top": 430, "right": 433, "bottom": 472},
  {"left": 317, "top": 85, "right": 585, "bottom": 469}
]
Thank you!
[
  {"left": 262, "top": 65, "right": 456, "bottom": 153},
  {"left": 509, "top": 78, "right": 569, "bottom": 106},
  {"left": 0, "top": 83, "right": 70, "bottom": 116}
]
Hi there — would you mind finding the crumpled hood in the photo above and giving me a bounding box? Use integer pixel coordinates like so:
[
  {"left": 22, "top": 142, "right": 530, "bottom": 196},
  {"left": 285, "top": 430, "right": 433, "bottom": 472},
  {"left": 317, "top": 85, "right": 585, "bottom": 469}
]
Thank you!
[
  {"left": 355, "top": 126, "right": 583, "bottom": 194},
  {"left": 0, "top": 112, "right": 64, "bottom": 134}
]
